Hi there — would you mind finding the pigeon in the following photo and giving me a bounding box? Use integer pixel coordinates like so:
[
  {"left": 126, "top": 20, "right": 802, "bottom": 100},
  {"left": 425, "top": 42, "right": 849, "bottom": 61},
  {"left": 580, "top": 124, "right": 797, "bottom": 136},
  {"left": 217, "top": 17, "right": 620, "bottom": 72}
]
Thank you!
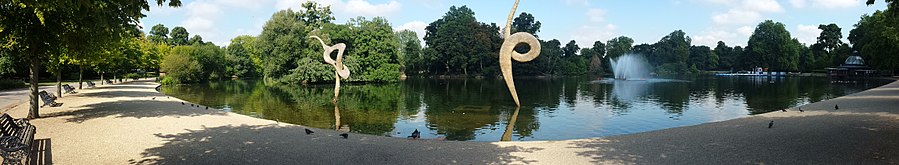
[
  {"left": 190, "top": 104, "right": 194, "bottom": 107},
  {"left": 152, "top": 97, "right": 156, "bottom": 100},
  {"left": 781, "top": 109, "right": 787, "bottom": 112},
  {"left": 768, "top": 121, "right": 774, "bottom": 128},
  {"left": 205, "top": 106, "right": 209, "bottom": 110},
  {"left": 834, "top": 104, "right": 839, "bottom": 110},
  {"left": 340, "top": 133, "right": 348, "bottom": 139},
  {"left": 798, "top": 107, "right": 804, "bottom": 112},
  {"left": 181, "top": 102, "right": 185, "bottom": 105},
  {"left": 408, "top": 129, "right": 421, "bottom": 139},
  {"left": 305, "top": 128, "right": 314, "bottom": 135}
]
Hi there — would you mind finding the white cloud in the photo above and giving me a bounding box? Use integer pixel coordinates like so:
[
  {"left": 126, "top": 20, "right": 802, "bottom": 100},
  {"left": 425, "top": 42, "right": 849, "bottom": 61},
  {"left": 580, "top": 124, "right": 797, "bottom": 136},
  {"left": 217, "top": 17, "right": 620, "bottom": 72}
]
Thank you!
[
  {"left": 741, "top": 0, "right": 783, "bottom": 12},
  {"left": 789, "top": 0, "right": 807, "bottom": 8},
  {"left": 570, "top": 24, "right": 617, "bottom": 47},
  {"left": 345, "top": 0, "right": 401, "bottom": 17},
  {"left": 795, "top": 24, "right": 821, "bottom": 45},
  {"left": 180, "top": 0, "right": 225, "bottom": 44},
  {"left": 737, "top": 26, "right": 754, "bottom": 36},
  {"left": 395, "top": 21, "right": 427, "bottom": 44},
  {"left": 693, "top": 30, "right": 738, "bottom": 47},
  {"left": 712, "top": 9, "right": 762, "bottom": 25},
  {"left": 811, "top": 0, "right": 861, "bottom": 8},
  {"left": 586, "top": 8, "right": 606, "bottom": 22}
]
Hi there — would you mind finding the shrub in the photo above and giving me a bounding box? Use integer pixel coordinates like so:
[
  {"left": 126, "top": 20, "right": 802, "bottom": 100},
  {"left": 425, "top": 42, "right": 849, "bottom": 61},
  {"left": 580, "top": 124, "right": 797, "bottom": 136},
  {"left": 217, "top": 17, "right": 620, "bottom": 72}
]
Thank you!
[
  {"left": 0, "top": 79, "right": 24, "bottom": 90},
  {"left": 161, "top": 53, "right": 203, "bottom": 84}
]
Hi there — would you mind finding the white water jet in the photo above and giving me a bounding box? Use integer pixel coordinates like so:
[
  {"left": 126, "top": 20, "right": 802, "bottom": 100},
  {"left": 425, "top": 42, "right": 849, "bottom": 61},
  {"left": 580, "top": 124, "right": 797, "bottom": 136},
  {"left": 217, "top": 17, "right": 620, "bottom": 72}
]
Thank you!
[{"left": 609, "top": 54, "right": 650, "bottom": 80}]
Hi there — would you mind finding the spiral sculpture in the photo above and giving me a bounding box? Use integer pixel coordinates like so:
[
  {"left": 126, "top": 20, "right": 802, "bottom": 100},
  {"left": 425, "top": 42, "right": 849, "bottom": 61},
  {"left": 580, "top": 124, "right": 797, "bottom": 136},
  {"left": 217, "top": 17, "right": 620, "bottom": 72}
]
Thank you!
[
  {"left": 500, "top": 0, "right": 541, "bottom": 106},
  {"left": 310, "top": 36, "right": 350, "bottom": 102}
]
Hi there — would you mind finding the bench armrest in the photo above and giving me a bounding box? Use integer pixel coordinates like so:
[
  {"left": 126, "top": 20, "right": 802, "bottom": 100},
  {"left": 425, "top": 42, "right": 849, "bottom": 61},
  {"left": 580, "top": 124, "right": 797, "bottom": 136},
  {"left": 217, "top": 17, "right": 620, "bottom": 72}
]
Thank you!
[{"left": 12, "top": 118, "right": 29, "bottom": 128}]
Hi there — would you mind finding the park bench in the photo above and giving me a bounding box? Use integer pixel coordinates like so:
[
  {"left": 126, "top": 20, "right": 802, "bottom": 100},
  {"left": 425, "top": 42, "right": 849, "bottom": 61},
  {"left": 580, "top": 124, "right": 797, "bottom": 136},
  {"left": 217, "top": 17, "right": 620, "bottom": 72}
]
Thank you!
[
  {"left": 0, "top": 113, "right": 36, "bottom": 164},
  {"left": 105, "top": 79, "right": 113, "bottom": 84},
  {"left": 38, "top": 91, "right": 61, "bottom": 108},
  {"left": 62, "top": 84, "right": 76, "bottom": 94},
  {"left": 86, "top": 81, "right": 96, "bottom": 88}
]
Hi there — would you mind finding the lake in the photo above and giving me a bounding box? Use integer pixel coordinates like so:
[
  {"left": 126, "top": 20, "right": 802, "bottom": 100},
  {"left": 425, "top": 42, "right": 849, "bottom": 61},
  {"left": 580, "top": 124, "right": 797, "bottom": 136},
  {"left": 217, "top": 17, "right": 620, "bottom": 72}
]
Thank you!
[{"left": 160, "top": 76, "right": 892, "bottom": 141}]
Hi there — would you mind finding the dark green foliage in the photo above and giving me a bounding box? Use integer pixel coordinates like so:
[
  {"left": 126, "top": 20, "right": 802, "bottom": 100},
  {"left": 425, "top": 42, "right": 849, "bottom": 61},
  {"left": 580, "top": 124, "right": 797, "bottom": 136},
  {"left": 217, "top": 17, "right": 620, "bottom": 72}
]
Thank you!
[
  {"left": 746, "top": 20, "right": 800, "bottom": 71},
  {"left": 849, "top": 6, "right": 899, "bottom": 73},
  {"left": 149, "top": 24, "right": 169, "bottom": 44},
  {"left": 170, "top": 26, "right": 190, "bottom": 46}
]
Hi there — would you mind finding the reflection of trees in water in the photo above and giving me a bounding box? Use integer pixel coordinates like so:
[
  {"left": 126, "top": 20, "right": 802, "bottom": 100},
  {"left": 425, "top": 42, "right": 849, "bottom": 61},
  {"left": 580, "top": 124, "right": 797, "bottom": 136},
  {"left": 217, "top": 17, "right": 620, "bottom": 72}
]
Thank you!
[{"left": 160, "top": 77, "right": 890, "bottom": 141}]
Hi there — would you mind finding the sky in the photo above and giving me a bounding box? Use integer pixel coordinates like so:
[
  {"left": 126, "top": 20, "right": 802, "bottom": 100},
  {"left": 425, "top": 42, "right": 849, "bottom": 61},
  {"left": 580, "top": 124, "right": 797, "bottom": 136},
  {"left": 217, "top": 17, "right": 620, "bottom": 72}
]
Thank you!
[{"left": 140, "top": 0, "right": 889, "bottom": 48}]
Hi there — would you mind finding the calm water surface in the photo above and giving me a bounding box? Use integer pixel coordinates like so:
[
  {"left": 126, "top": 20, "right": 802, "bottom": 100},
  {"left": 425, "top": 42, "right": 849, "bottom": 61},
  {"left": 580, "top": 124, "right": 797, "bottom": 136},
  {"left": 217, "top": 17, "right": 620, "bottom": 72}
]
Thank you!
[{"left": 161, "top": 76, "right": 892, "bottom": 141}]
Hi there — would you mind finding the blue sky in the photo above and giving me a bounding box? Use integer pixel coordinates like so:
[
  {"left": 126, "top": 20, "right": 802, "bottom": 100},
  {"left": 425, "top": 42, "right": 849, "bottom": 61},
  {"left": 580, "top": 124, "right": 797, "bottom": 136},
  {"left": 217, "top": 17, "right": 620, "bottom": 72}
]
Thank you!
[{"left": 141, "top": 0, "right": 888, "bottom": 48}]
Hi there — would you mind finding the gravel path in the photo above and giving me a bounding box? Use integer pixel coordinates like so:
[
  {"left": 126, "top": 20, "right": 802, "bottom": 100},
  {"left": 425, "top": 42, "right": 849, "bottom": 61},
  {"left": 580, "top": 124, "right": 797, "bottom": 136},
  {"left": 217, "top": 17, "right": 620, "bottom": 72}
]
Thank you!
[{"left": 4, "top": 78, "right": 897, "bottom": 164}]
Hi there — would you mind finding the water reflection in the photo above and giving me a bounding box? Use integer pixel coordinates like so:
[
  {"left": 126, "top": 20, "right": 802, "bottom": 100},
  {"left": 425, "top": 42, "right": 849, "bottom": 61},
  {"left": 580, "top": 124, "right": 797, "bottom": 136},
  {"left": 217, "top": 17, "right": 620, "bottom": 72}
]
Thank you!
[{"left": 161, "top": 76, "right": 891, "bottom": 141}]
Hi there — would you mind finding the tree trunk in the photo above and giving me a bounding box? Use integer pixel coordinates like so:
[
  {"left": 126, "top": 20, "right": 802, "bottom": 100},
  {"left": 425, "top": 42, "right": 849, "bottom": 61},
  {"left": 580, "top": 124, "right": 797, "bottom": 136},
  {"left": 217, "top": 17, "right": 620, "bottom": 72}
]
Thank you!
[
  {"left": 56, "top": 68, "right": 62, "bottom": 98},
  {"left": 78, "top": 66, "right": 83, "bottom": 89},
  {"left": 28, "top": 53, "right": 40, "bottom": 119},
  {"left": 100, "top": 71, "right": 105, "bottom": 85}
]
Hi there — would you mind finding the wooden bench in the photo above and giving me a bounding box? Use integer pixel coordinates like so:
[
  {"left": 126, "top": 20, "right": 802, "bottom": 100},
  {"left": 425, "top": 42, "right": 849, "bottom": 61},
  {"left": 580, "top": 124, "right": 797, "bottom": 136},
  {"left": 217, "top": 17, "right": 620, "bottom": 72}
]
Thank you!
[
  {"left": 86, "top": 81, "right": 96, "bottom": 88},
  {"left": 0, "top": 113, "right": 35, "bottom": 164},
  {"left": 38, "top": 91, "right": 61, "bottom": 108},
  {"left": 104, "top": 79, "right": 113, "bottom": 84},
  {"left": 62, "top": 84, "right": 76, "bottom": 94}
]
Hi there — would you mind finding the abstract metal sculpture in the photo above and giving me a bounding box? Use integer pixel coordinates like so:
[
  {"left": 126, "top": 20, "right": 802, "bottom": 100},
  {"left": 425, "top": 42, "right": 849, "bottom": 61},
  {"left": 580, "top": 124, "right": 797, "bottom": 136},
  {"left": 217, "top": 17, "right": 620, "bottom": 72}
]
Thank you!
[
  {"left": 310, "top": 36, "right": 350, "bottom": 102},
  {"left": 500, "top": 0, "right": 541, "bottom": 106}
]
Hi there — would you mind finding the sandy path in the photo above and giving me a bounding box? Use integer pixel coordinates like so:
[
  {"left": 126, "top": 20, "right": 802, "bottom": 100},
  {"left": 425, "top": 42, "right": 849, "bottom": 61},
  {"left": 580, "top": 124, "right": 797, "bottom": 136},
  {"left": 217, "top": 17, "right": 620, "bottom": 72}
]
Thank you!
[{"left": 3, "top": 78, "right": 898, "bottom": 164}]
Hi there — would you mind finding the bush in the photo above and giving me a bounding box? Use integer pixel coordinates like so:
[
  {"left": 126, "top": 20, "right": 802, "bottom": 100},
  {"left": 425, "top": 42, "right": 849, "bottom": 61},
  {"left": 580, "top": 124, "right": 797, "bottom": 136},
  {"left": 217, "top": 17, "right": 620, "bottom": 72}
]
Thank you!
[
  {"left": 124, "top": 73, "right": 142, "bottom": 80},
  {"left": 160, "top": 76, "right": 179, "bottom": 85},
  {"left": 161, "top": 53, "right": 203, "bottom": 84},
  {"left": 0, "top": 79, "right": 24, "bottom": 90}
]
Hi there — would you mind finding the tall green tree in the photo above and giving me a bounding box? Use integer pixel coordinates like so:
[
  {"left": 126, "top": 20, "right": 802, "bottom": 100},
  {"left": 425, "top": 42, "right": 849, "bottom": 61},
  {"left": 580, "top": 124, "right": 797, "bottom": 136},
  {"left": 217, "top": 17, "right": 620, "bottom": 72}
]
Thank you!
[
  {"left": 849, "top": 9, "right": 899, "bottom": 73},
  {"left": 688, "top": 45, "right": 718, "bottom": 71},
  {"left": 394, "top": 29, "right": 420, "bottom": 71},
  {"left": 652, "top": 30, "right": 691, "bottom": 67},
  {"left": 606, "top": 36, "right": 634, "bottom": 60},
  {"left": 189, "top": 35, "right": 204, "bottom": 45},
  {"left": 746, "top": 20, "right": 800, "bottom": 71},
  {"left": 149, "top": 24, "right": 170, "bottom": 44},
  {"left": 714, "top": 41, "right": 734, "bottom": 70},
  {"left": 170, "top": 26, "right": 189, "bottom": 45}
]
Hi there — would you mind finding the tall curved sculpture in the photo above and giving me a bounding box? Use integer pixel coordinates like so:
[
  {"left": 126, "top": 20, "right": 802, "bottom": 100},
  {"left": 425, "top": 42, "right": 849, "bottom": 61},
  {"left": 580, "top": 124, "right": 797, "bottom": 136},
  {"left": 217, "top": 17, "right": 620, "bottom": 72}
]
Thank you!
[
  {"left": 500, "top": 0, "right": 541, "bottom": 106},
  {"left": 309, "top": 36, "right": 350, "bottom": 102}
]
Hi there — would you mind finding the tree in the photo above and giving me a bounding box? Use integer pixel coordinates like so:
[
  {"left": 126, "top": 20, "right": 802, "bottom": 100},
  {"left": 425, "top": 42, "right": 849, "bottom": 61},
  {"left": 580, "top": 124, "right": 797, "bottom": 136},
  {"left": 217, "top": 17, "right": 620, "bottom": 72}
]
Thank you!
[
  {"left": 714, "top": 41, "right": 734, "bottom": 70},
  {"left": 298, "top": 1, "right": 335, "bottom": 27},
  {"left": 810, "top": 23, "right": 845, "bottom": 69},
  {"left": 189, "top": 35, "right": 204, "bottom": 45},
  {"left": 149, "top": 24, "right": 170, "bottom": 44},
  {"left": 424, "top": 5, "right": 488, "bottom": 75},
  {"left": 227, "top": 35, "right": 258, "bottom": 78},
  {"left": 170, "top": 26, "right": 190, "bottom": 45},
  {"left": 511, "top": 12, "right": 541, "bottom": 37},
  {"left": 394, "top": 29, "right": 420, "bottom": 71},
  {"left": 587, "top": 41, "right": 606, "bottom": 73},
  {"left": 606, "top": 36, "right": 634, "bottom": 60},
  {"left": 688, "top": 45, "right": 718, "bottom": 71},
  {"left": 849, "top": 10, "right": 899, "bottom": 73},
  {"left": 255, "top": 9, "right": 320, "bottom": 83},
  {"left": 1, "top": 0, "right": 181, "bottom": 118},
  {"left": 653, "top": 30, "right": 691, "bottom": 67},
  {"left": 746, "top": 20, "right": 800, "bottom": 71}
]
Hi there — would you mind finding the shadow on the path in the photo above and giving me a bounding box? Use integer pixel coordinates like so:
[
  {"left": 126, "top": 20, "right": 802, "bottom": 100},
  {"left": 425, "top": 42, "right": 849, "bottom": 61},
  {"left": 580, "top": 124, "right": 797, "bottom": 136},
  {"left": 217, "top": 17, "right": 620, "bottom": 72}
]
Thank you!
[
  {"left": 25, "top": 138, "right": 51, "bottom": 165},
  {"left": 41, "top": 100, "right": 226, "bottom": 123},
  {"left": 76, "top": 91, "right": 163, "bottom": 99},
  {"left": 129, "top": 124, "right": 538, "bottom": 164},
  {"left": 567, "top": 114, "right": 899, "bottom": 164}
]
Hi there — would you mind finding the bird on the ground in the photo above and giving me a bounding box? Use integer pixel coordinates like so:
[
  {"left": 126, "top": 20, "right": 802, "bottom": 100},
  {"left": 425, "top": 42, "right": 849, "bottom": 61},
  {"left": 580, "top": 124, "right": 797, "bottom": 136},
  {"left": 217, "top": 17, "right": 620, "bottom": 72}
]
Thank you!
[
  {"left": 181, "top": 102, "right": 184, "bottom": 105},
  {"left": 340, "top": 133, "right": 348, "bottom": 139},
  {"left": 781, "top": 109, "right": 787, "bottom": 112},
  {"left": 205, "top": 106, "right": 209, "bottom": 110},
  {"left": 190, "top": 104, "right": 194, "bottom": 107},
  {"left": 799, "top": 107, "right": 804, "bottom": 112},
  {"left": 768, "top": 121, "right": 774, "bottom": 128},
  {"left": 152, "top": 97, "right": 156, "bottom": 100},
  {"left": 835, "top": 104, "right": 839, "bottom": 110},
  {"left": 408, "top": 129, "right": 420, "bottom": 139},
  {"left": 305, "top": 128, "right": 314, "bottom": 134}
]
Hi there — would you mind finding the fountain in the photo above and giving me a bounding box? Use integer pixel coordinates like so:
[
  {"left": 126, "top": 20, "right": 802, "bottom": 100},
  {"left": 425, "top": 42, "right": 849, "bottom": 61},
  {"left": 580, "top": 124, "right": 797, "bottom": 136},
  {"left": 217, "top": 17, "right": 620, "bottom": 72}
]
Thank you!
[{"left": 609, "top": 54, "right": 650, "bottom": 80}]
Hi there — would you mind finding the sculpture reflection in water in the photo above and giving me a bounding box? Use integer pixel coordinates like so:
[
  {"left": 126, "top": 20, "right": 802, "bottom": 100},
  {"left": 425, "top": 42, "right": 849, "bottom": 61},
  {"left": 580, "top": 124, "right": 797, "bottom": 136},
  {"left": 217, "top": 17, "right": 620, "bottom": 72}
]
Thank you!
[
  {"left": 501, "top": 107, "right": 520, "bottom": 141},
  {"left": 499, "top": 0, "right": 541, "bottom": 107},
  {"left": 309, "top": 36, "right": 350, "bottom": 102},
  {"left": 333, "top": 102, "right": 349, "bottom": 132}
]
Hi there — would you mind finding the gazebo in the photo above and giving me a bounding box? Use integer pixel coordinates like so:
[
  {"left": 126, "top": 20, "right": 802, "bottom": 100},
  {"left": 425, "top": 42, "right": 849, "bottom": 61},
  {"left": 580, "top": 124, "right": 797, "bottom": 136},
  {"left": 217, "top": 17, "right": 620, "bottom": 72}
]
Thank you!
[{"left": 826, "top": 51, "right": 878, "bottom": 77}]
